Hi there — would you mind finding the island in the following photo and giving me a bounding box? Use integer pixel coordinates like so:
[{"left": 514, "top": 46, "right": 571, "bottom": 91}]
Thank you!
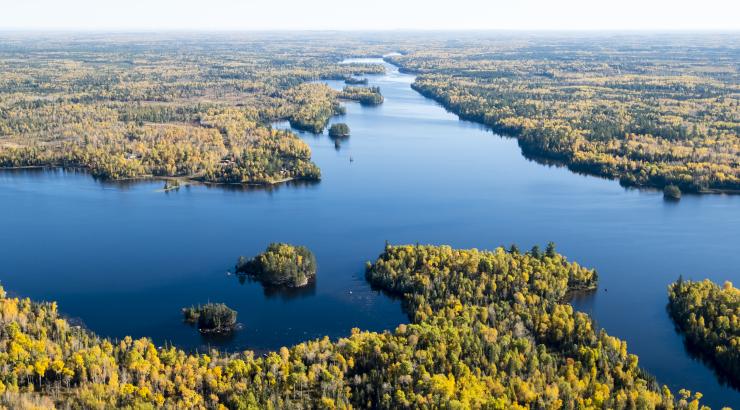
[
  {"left": 668, "top": 278, "right": 739, "bottom": 383},
  {"left": 236, "top": 243, "right": 317, "bottom": 288},
  {"left": 0, "top": 242, "right": 715, "bottom": 408},
  {"left": 163, "top": 179, "right": 181, "bottom": 191},
  {"left": 344, "top": 76, "right": 368, "bottom": 85},
  {"left": 338, "top": 86, "right": 384, "bottom": 106},
  {"left": 328, "top": 123, "right": 350, "bottom": 138},
  {"left": 182, "top": 303, "right": 238, "bottom": 333},
  {"left": 664, "top": 184, "right": 682, "bottom": 200}
]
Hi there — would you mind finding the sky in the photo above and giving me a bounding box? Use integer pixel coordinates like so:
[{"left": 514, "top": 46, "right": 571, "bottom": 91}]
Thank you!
[{"left": 1, "top": 0, "right": 738, "bottom": 31}]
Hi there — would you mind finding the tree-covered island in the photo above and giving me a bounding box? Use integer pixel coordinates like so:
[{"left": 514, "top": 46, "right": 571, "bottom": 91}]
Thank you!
[
  {"left": 182, "top": 303, "right": 238, "bottom": 334},
  {"left": 344, "top": 76, "right": 368, "bottom": 85},
  {"left": 328, "top": 123, "right": 350, "bottom": 138},
  {"left": 338, "top": 86, "right": 384, "bottom": 106},
  {"left": 236, "top": 243, "right": 317, "bottom": 288}
]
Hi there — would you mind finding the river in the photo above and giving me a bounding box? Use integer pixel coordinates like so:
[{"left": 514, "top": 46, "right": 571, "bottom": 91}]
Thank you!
[{"left": 0, "top": 58, "right": 738, "bottom": 407}]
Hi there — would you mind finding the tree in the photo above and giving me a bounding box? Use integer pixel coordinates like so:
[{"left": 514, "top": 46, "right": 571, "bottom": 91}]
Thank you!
[{"left": 328, "top": 123, "right": 350, "bottom": 138}]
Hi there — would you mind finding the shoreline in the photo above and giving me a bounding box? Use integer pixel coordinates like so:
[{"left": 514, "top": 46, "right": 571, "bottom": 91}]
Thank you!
[
  {"left": 0, "top": 165, "right": 314, "bottom": 188},
  {"left": 382, "top": 58, "right": 740, "bottom": 197},
  {"left": 409, "top": 82, "right": 740, "bottom": 196}
]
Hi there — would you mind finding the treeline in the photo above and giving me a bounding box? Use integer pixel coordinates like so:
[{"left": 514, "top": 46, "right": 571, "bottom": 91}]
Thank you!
[
  {"left": 0, "top": 107, "right": 320, "bottom": 184},
  {"left": 0, "top": 36, "right": 388, "bottom": 184},
  {"left": 668, "top": 278, "right": 739, "bottom": 384},
  {"left": 0, "top": 244, "right": 715, "bottom": 409},
  {"left": 390, "top": 37, "right": 740, "bottom": 194}
]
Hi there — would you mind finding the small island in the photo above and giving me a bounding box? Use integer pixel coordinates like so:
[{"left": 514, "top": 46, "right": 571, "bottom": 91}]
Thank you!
[
  {"left": 344, "top": 76, "right": 368, "bottom": 85},
  {"left": 664, "top": 184, "right": 682, "bottom": 200},
  {"left": 163, "top": 179, "right": 181, "bottom": 191},
  {"left": 236, "top": 243, "right": 317, "bottom": 288},
  {"left": 328, "top": 123, "right": 350, "bottom": 138},
  {"left": 182, "top": 303, "right": 238, "bottom": 333},
  {"left": 339, "top": 86, "right": 384, "bottom": 106}
]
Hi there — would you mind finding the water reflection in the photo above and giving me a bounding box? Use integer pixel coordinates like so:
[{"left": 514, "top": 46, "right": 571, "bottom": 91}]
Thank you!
[
  {"left": 666, "top": 304, "right": 740, "bottom": 391},
  {"left": 235, "top": 274, "right": 318, "bottom": 301}
]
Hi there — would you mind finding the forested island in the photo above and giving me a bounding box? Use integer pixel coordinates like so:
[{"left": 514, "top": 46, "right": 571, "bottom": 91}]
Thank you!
[
  {"left": 183, "top": 303, "right": 238, "bottom": 334},
  {"left": 328, "top": 123, "right": 350, "bottom": 138},
  {"left": 344, "top": 76, "right": 368, "bottom": 85},
  {"left": 0, "top": 244, "right": 716, "bottom": 408},
  {"left": 338, "top": 86, "right": 384, "bottom": 106},
  {"left": 236, "top": 243, "right": 317, "bottom": 288},
  {"left": 388, "top": 37, "right": 739, "bottom": 194},
  {"left": 664, "top": 184, "right": 683, "bottom": 200},
  {"left": 0, "top": 36, "right": 388, "bottom": 185},
  {"left": 668, "top": 278, "right": 739, "bottom": 384}
]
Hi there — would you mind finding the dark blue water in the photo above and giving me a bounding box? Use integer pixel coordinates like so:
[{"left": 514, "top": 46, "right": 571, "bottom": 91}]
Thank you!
[{"left": 0, "top": 59, "right": 738, "bottom": 408}]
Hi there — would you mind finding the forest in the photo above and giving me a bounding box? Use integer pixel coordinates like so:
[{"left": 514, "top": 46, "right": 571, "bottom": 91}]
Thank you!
[
  {"left": 236, "top": 243, "right": 317, "bottom": 288},
  {"left": 0, "top": 244, "right": 718, "bottom": 409},
  {"left": 2, "top": 33, "right": 736, "bottom": 192},
  {"left": 0, "top": 34, "right": 386, "bottom": 184},
  {"left": 387, "top": 35, "right": 740, "bottom": 193},
  {"left": 668, "top": 278, "right": 739, "bottom": 385}
]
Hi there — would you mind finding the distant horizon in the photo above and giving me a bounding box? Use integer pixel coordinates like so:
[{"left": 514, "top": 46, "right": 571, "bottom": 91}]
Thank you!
[
  {"left": 3, "top": 0, "right": 738, "bottom": 32},
  {"left": 1, "top": 28, "right": 739, "bottom": 33}
]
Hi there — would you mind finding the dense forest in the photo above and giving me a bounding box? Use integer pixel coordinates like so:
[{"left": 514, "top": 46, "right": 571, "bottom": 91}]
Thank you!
[
  {"left": 0, "top": 34, "right": 387, "bottom": 184},
  {"left": 236, "top": 243, "right": 317, "bottom": 288},
  {"left": 0, "top": 244, "right": 719, "bottom": 409},
  {"left": 668, "top": 278, "right": 739, "bottom": 385},
  {"left": 2, "top": 33, "right": 736, "bottom": 192},
  {"left": 387, "top": 35, "right": 740, "bottom": 193}
]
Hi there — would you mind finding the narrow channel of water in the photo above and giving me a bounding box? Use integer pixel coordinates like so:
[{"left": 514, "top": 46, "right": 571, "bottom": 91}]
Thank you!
[{"left": 0, "top": 58, "right": 737, "bottom": 407}]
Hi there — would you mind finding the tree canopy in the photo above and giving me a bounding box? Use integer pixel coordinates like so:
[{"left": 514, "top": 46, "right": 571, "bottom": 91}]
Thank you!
[
  {"left": 0, "top": 243, "right": 718, "bottom": 408},
  {"left": 183, "top": 303, "right": 238, "bottom": 334},
  {"left": 236, "top": 243, "right": 317, "bottom": 288},
  {"left": 668, "top": 278, "right": 739, "bottom": 385},
  {"left": 0, "top": 35, "right": 387, "bottom": 185},
  {"left": 388, "top": 36, "right": 739, "bottom": 194},
  {"left": 328, "top": 123, "right": 350, "bottom": 138}
]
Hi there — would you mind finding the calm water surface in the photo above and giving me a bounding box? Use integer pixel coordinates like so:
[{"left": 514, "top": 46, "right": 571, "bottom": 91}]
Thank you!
[{"left": 1, "top": 59, "right": 738, "bottom": 408}]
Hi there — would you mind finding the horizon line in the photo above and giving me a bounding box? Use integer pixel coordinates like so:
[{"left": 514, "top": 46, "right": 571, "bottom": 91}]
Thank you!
[{"left": 1, "top": 28, "right": 738, "bottom": 33}]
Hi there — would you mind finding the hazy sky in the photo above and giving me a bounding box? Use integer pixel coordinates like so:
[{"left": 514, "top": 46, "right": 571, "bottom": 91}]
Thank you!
[{"left": 2, "top": 0, "right": 738, "bottom": 31}]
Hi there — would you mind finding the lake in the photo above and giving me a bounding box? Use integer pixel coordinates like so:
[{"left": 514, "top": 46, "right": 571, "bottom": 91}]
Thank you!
[{"left": 0, "top": 58, "right": 738, "bottom": 408}]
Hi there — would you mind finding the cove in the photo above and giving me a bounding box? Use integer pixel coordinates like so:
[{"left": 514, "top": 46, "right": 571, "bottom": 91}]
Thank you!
[{"left": 0, "top": 59, "right": 738, "bottom": 408}]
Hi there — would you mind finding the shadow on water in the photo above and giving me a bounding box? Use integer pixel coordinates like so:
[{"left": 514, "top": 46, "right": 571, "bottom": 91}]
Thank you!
[
  {"left": 197, "top": 327, "right": 239, "bottom": 346},
  {"left": 203, "top": 178, "right": 321, "bottom": 193},
  {"left": 0, "top": 166, "right": 321, "bottom": 193},
  {"left": 329, "top": 134, "right": 350, "bottom": 151},
  {"left": 234, "top": 273, "right": 318, "bottom": 301},
  {"left": 666, "top": 304, "right": 740, "bottom": 390}
]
